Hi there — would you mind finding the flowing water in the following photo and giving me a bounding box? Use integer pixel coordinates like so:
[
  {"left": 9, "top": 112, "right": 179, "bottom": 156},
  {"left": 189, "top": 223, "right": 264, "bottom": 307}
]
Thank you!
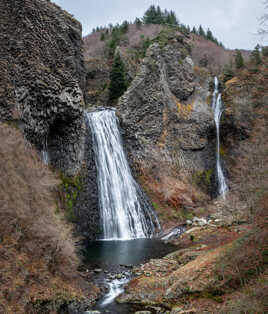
[
  {"left": 212, "top": 77, "right": 228, "bottom": 198},
  {"left": 86, "top": 109, "right": 160, "bottom": 240},
  {"left": 83, "top": 239, "right": 177, "bottom": 313},
  {"left": 41, "top": 137, "right": 49, "bottom": 165}
]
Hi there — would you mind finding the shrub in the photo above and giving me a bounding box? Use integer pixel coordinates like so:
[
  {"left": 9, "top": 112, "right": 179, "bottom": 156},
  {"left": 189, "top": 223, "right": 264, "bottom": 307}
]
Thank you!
[
  {"left": 0, "top": 123, "right": 81, "bottom": 312},
  {"left": 223, "top": 63, "right": 234, "bottom": 82}
]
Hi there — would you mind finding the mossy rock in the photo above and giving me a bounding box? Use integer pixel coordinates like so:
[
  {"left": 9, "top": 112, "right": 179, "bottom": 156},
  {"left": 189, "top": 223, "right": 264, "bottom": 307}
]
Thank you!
[{"left": 59, "top": 173, "right": 82, "bottom": 222}]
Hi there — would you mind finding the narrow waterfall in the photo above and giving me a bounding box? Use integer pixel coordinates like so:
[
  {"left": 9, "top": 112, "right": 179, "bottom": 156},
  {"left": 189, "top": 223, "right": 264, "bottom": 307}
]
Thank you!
[
  {"left": 86, "top": 109, "right": 160, "bottom": 240},
  {"left": 212, "top": 77, "right": 228, "bottom": 198},
  {"left": 41, "top": 138, "right": 49, "bottom": 165}
]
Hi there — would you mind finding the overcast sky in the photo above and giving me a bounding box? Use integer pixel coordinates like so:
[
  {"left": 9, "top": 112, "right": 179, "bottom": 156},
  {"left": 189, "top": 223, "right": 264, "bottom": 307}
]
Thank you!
[{"left": 52, "top": 0, "right": 265, "bottom": 50}]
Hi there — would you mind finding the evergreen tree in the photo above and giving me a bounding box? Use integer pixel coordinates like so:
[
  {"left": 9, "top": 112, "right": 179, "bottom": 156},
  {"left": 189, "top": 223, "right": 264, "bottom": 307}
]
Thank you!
[
  {"left": 143, "top": 5, "right": 157, "bottom": 24},
  {"left": 192, "top": 26, "right": 197, "bottom": 34},
  {"left": 223, "top": 63, "right": 235, "bottom": 82},
  {"left": 250, "top": 44, "right": 262, "bottom": 65},
  {"left": 156, "top": 6, "right": 162, "bottom": 24},
  {"left": 198, "top": 25, "right": 206, "bottom": 37},
  {"left": 143, "top": 5, "right": 178, "bottom": 25},
  {"left": 206, "top": 28, "right": 213, "bottom": 41},
  {"left": 168, "top": 10, "right": 179, "bottom": 25},
  {"left": 120, "top": 20, "right": 129, "bottom": 33},
  {"left": 234, "top": 49, "right": 244, "bottom": 69},
  {"left": 135, "top": 18, "right": 142, "bottom": 29},
  {"left": 109, "top": 54, "right": 128, "bottom": 101}
]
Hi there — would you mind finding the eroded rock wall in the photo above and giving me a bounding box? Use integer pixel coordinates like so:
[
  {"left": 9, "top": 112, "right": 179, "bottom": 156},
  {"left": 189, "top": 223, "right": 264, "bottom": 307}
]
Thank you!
[
  {"left": 116, "top": 34, "right": 216, "bottom": 214},
  {"left": 0, "top": 0, "right": 86, "bottom": 175}
]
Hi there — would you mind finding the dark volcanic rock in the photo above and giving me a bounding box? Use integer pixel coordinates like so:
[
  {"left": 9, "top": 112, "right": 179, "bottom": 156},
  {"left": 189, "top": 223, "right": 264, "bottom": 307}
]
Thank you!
[
  {"left": 74, "top": 116, "right": 102, "bottom": 238},
  {"left": 117, "top": 39, "right": 215, "bottom": 178},
  {"left": 0, "top": 0, "right": 85, "bottom": 175}
]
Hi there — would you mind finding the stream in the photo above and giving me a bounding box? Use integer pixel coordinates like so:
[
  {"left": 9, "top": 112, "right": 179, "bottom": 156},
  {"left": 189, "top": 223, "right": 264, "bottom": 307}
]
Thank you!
[{"left": 83, "top": 238, "right": 178, "bottom": 314}]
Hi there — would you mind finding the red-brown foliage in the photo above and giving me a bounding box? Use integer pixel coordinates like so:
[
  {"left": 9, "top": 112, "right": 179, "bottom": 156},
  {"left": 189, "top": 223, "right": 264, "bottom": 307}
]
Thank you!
[{"left": 0, "top": 123, "right": 85, "bottom": 313}]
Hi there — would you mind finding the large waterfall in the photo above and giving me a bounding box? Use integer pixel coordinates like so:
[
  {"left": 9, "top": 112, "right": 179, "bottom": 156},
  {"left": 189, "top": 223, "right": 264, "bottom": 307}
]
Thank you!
[
  {"left": 86, "top": 109, "right": 160, "bottom": 240},
  {"left": 212, "top": 77, "right": 228, "bottom": 198}
]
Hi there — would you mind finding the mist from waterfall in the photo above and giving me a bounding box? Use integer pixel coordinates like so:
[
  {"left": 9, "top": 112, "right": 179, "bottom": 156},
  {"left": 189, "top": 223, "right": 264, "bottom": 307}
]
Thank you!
[
  {"left": 86, "top": 109, "right": 160, "bottom": 240},
  {"left": 212, "top": 77, "right": 228, "bottom": 199}
]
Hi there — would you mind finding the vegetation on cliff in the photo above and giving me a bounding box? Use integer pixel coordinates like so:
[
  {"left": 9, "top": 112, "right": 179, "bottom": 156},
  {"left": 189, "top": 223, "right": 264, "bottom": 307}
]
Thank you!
[
  {"left": 108, "top": 53, "right": 128, "bottom": 101},
  {"left": 0, "top": 124, "right": 98, "bottom": 313}
]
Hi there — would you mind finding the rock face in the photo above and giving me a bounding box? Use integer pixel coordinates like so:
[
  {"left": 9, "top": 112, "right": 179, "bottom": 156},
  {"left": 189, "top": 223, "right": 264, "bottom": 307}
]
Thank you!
[
  {"left": 116, "top": 33, "right": 216, "bottom": 200},
  {"left": 74, "top": 117, "right": 102, "bottom": 238},
  {"left": 0, "top": 0, "right": 85, "bottom": 175}
]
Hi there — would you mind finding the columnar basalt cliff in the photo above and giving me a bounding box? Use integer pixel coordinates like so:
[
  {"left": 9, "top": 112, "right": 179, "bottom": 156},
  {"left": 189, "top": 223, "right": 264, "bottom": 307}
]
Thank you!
[
  {"left": 117, "top": 38, "right": 214, "bottom": 168},
  {"left": 0, "top": 0, "right": 85, "bottom": 175},
  {"left": 115, "top": 32, "right": 217, "bottom": 220}
]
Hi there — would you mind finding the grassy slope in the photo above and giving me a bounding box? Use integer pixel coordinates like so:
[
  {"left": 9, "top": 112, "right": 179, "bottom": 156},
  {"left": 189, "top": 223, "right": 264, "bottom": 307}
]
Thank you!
[{"left": 0, "top": 123, "right": 97, "bottom": 313}]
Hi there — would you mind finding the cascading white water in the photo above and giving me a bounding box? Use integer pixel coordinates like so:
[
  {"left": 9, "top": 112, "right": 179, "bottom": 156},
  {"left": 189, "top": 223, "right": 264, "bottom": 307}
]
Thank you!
[
  {"left": 41, "top": 138, "right": 49, "bottom": 165},
  {"left": 86, "top": 109, "right": 160, "bottom": 240},
  {"left": 212, "top": 77, "right": 228, "bottom": 199}
]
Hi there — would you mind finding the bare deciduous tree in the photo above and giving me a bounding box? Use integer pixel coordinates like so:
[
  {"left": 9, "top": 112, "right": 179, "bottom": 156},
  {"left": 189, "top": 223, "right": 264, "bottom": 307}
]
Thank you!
[{"left": 259, "top": 0, "right": 268, "bottom": 38}]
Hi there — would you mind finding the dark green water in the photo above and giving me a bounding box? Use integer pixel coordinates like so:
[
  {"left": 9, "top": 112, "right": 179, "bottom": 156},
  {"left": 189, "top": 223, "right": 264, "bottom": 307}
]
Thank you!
[
  {"left": 82, "top": 239, "right": 177, "bottom": 314},
  {"left": 83, "top": 238, "right": 176, "bottom": 270}
]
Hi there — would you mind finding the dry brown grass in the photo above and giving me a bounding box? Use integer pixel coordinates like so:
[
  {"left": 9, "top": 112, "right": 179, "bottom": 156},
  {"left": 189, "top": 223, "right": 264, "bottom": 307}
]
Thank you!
[
  {"left": 191, "top": 34, "right": 250, "bottom": 74},
  {"left": 0, "top": 123, "right": 88, "bottom": 313},
  {"left": 135, "top": 160, "right": 208, "bottom": 228},
  {"left": 211, "top": 63, "right": 268, "bottom": 312},
  {"left": 83, "top": 24, "right": 164, "bottom": 60}
]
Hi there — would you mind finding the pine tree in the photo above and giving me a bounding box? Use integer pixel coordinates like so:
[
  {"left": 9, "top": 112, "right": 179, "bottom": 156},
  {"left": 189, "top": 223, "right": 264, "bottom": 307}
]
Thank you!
[
  {"left": 121, "top": 20, "right": 129, "bottom": 33},
  {"left": 135, "top": 18, "right": 142, "bottom": 29},
  {"left": 109, "top": 54, "right": 128, "bottom": 101},
  {"left": 198, "top": 25, "right": 205, "bottom": 37},
  {"left": 192, "top": 26, "right": 197, "bottom": 34},
  {"left": 206, "top": 28, "right": 213, "bottom": 41},
  {"left": 223, "top": 63, "right": 234, "bottom": 82},
  {"left": 143, "top": 5, "right": 157, "bottom": 24},
  {"left": 234, "top": 49, "right": 244, "bottom": 69},
  {"left": 250, "top": 45, "right": 262, "bottom": 65},
  {"left": 156, "top": 6, "right": 162, "bottom": 24},
  {"left": 143, "top": 6, "right": 178, "bottom": 26}
]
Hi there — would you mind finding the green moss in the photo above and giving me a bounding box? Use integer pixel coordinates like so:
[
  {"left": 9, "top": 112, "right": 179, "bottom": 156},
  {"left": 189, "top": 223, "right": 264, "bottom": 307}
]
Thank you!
[
  {"left": 207, "top": 94, "right": 212, "bottom": 106},
  {"left": 192, "top": 169, "right": 212, "bottom": 187},
  {"left": 59, "top": 174, "right": 82, "bottom": 222},
  {"left": 152, "top": 201, "right": 162, "bottom": 211},
  {"left": 219, "top": 147, "right": 226, "bottom": 156}
]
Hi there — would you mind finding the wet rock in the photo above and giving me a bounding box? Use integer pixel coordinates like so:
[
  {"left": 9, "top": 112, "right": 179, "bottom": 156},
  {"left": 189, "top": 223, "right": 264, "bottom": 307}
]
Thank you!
[
  {"left": 192, "top": 217, "right": 208, "bottom": 226},
  {"left": 170, "top": 307, "right": 183, "bottom": 314},
  {"left": 115, "top": 273, "right": 125, "bottom": 279},
  {"left": 120, "top": 264, "right": 133, "bottom": 268},
  {"left": 94, "top": 269, "right": 103, "bottom": 273}
]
